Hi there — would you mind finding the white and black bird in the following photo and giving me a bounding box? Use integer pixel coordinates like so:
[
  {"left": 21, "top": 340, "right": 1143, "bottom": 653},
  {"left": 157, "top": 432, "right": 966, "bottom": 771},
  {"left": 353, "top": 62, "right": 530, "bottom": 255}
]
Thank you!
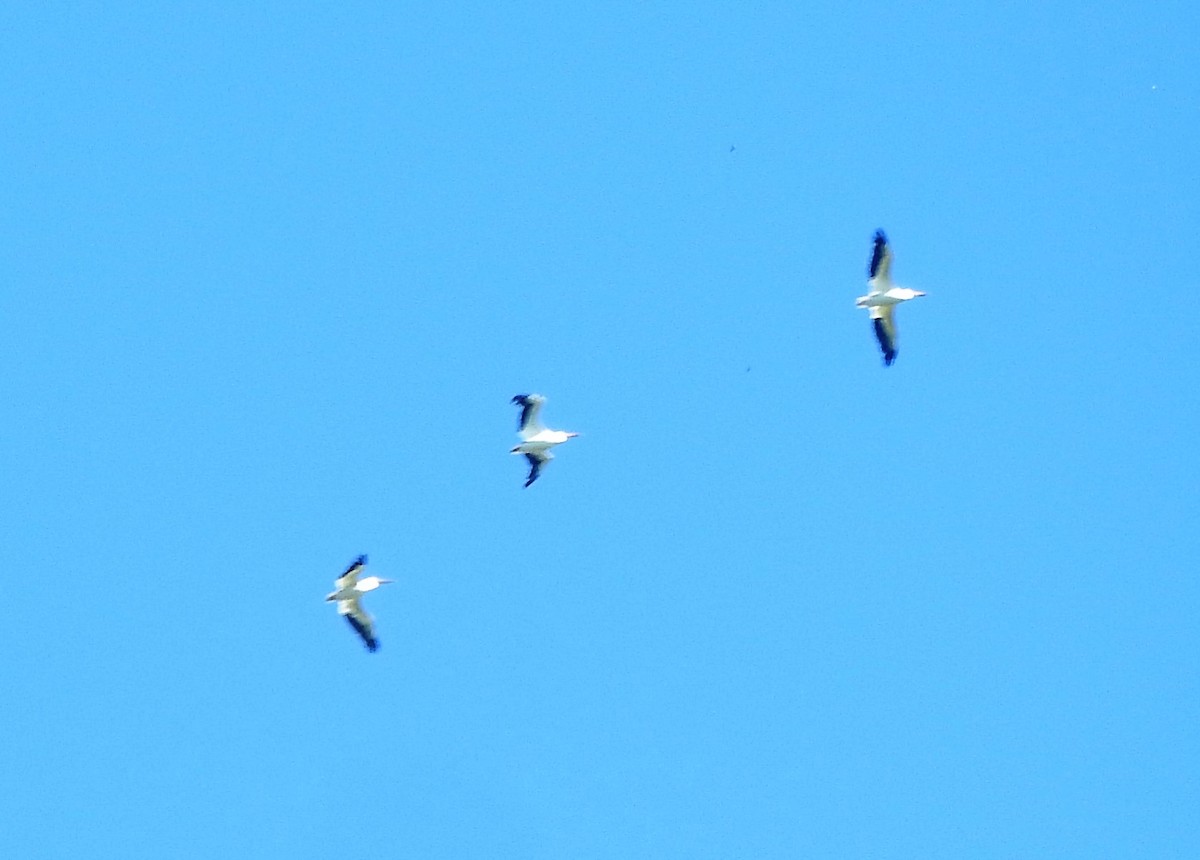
[
  {"left": 325, "top": 555, "right": 393, "bottom": 652},
  {"left": 510, "top": 393, "right": 579, "bottom": 487},
  {"left": 856, "top": 230, "right": 926, "bottom": 365}
]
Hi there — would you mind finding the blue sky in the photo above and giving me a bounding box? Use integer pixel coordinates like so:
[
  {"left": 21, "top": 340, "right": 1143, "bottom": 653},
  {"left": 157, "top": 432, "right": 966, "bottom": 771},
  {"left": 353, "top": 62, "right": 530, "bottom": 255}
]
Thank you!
[{"left": 2, "top": 2, "right": 1197, "bottom": 857}]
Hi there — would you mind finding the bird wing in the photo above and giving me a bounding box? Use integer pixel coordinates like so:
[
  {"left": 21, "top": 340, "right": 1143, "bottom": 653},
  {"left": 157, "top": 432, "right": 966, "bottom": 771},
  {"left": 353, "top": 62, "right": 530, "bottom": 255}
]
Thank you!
[
  {"left": 871, "top": 305, "right": 898, "bottom": 366},
  {"left": 524, "top": 450, "right": 552, "bottom": 488},
  {"left": 867, "top": 230, "right": 892, "bottom": 287},
  {"left": 338, "top": 598, "right": 379, "bottom": 652},
  {"left": 334, "top": 554, "right": 367, "bottom": 590},
  {"left": 512, "top": 394, "right": 545, "bottom": 438}
]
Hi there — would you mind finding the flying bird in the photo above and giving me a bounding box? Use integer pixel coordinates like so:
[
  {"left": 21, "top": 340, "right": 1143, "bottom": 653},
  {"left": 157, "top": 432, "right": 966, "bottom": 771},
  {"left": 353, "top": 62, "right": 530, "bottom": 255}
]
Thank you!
[
  {"left": 855, "top": 230, "right": 927, "bottom": 365},
  {"left": 511, "top": 393, "right": 579, "bottom": 487},
  {"left": 325, "top": 555, "right": 394, "bottom": 652}
]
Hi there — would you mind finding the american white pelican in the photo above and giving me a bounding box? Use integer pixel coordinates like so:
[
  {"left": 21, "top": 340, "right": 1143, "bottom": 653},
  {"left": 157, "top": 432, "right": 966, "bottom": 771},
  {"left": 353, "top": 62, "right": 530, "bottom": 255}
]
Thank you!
[
  {"left": 325, "top": 555, "right": 393, "bottom": 652},
  {"left": 856, "top": 230, "right": 926, "bottom": 365},
  {"left": 510, "top": 393, "right": 579, "bottom": 487}
]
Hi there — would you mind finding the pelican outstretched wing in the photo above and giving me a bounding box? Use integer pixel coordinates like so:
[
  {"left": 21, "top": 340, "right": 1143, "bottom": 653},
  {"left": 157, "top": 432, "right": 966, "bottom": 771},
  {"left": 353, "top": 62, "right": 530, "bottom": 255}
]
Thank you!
[
  {"left": 335, "top": 554, "right": 367, "bottom": 590},
  {"left": 523, "top": 450, "right": 552, "bottom": 488},
  {"left": 512, "top": 394, "right": 546, "bottom": 438},
  {"left": 870, "top": 305, "right": 898, "bottom": 366},
  {"left": 338, "top": 598, "right": 379, "bottom": 652},
  {"left": 867, "top": 230, "right": 892, "bottom": 287}
]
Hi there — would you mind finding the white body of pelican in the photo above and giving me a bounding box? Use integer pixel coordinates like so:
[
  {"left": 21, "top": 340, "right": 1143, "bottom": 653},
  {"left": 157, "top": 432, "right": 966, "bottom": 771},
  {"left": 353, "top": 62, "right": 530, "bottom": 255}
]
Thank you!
[
  {"left": 510, "top": 393, "right": 579, "bottom": 487},
  {"left": 325, "top": 555, "right": 394, "bottom": 652},
  {"left": 856, "top": 230, "right": 926, "bottom": 366}
]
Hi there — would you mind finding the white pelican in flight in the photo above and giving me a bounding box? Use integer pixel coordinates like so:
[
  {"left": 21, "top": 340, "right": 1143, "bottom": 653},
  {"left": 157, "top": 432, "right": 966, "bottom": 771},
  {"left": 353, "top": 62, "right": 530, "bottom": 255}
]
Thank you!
[
  {"left": 510, "top": 393, "right": 579, "bottom": 487},
  {"left": 325, "top": 555, "right": 393, "bottom": 652},
  {"left": 856, "top": 230, "right": 926, "bottom": 365}
]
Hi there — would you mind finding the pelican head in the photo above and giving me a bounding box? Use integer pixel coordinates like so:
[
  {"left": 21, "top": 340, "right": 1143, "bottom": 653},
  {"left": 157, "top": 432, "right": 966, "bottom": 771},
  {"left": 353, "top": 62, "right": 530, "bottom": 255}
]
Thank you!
[
  {"left": 906, "top": 289, "right": 927, "bottom": 299},
  {"left": 360, "top": 576, "right": 395, "bottom": 593}
]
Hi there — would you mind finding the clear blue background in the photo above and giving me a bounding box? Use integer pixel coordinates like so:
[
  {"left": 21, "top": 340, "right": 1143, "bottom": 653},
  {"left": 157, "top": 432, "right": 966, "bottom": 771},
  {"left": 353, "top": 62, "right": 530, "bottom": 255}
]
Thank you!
[{"left": 2, "top": 2, "right": 1197, "bottom": 857}]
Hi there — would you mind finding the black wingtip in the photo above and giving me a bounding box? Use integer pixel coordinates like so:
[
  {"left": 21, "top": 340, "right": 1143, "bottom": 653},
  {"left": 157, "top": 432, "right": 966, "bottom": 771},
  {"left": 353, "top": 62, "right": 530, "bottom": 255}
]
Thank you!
[
  {"left": 523, "top": 453, "right": 542, "bottom": 487},
  {"left": 345, "top": 614, "right": 379, "bottom": 652},
  {"left": 872, "top": 318, "right": 897, "bottom": 366},
  {"left": 511, "top": 394, "right": 530, "bottom": 404},
  {"left": 868, "top": 230, "right": 889, "bottom": 278}
]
